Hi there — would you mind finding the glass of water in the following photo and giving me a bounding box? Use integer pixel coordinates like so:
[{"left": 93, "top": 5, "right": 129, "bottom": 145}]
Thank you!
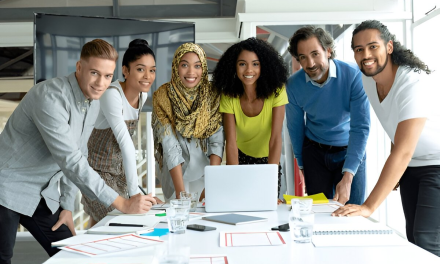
[
  {"left": 167, "top": 199, "right": 191, "bottom": 234},
  {"left": 179, "top": 191, "right": 198, "bottom": 212},
  {"left": 155, "top": 235, "right": 190, "bottom": 264},
  {"left": 289, "top": 198, "right": 315, "bottom": 243}
]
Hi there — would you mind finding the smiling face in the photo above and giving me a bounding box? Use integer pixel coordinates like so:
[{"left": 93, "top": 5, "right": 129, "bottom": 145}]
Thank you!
[
  {"left": 178, "top": 52, "right": 202, "bottom": 88},
  {"left": 123, "top": 54, "right": 156, "bottom": 93},
  {"left": 236, "top": 50, "right": 261, "bottom": 90},
  {"left": 352, "top": 29, "right": 393, "bottom": 77},
  {"left": 296, "top": 37, "right": 331, "bottom": 84},
  {"left": 75, "top": 57, "right": 116, "bottom": 100}
]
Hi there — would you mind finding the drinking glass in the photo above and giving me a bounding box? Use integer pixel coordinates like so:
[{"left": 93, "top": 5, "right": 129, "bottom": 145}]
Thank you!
[
  {"left": 289, "top": 198, "right": 314, "bottom": 243},
  {"left": 166, "top": 199, "right": 191, "bottom": 234},
  {"left": 180, "top": 191, "right": 198, "bottom": 212}
]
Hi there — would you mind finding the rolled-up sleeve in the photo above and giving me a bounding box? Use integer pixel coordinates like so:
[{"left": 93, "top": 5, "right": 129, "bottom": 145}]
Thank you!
[
  {"left": 159, "top": 124, "right": 186, "bottom": 171},
  {"left": 207, "top": 125, "right": 225, "bottom": 158},
  {"left": 32, "top": 90, "right": 118, "bottom": 207}
]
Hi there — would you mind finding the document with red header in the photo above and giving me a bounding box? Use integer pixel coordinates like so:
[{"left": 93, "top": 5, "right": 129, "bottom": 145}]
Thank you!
[{"left": 219, "top": 231, "right": 286, "bottom": 247}]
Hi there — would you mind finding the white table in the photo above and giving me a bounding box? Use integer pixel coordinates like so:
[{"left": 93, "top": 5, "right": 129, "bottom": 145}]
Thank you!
[{"left": 44, "top": 205, "right": 439, "bottom": 264}]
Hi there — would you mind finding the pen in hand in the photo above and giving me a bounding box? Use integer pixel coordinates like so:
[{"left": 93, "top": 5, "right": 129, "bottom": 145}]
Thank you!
[{"left": 138, "top": 185, "right": 147, "bottom": 195}]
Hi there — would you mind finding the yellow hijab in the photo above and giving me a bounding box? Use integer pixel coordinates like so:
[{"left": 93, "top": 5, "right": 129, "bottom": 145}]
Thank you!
[{"left": 152, "top": 43, "right": 222, "bottom": 168}]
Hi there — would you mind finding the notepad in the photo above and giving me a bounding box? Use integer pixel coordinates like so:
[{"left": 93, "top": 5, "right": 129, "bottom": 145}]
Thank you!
[
  {"left": 283, "top": 193, "right": 329, "bottom": 204},
  {"left": 86, "top": 215, "right": 159, "bottom": 235},
  {"left": 312, "top": 224, "right": 409, "bottom": 247},
  {"left": 107, "top": 209, "right": 165, "bottom": 216},
  {"left": 202, "top": 214, "right": 267, "bottom": 225}
]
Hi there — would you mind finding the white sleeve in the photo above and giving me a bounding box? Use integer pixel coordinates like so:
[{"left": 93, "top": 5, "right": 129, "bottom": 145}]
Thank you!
[
  {"left": 397, "top": 77, "right": 428, "bottom": 123},
  {"left": 100, "top": 88, "right": 140, "bottom": 196}
]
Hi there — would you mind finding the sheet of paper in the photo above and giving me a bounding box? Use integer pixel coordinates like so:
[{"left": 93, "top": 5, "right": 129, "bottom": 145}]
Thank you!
[
  {"left": 312, "top": 204, "right": 340, "bottom": 213},
  {"left": 220, "top": 231, "right": 285, "bottom": 247},
  {"left": 107, "top": 209, "right": 165, "bottom": 216},
  {"left": 60, "top": 234, "right": 163, "bottom": 257},
  {"left": 52, "top": 234, "right": 116, "bottom": 247},
  {"left": 105, "top": 215, "right": 160, "bottom": 227},
  {"left": 190, "top": 255, "right": 229, "bottom": 264},
  {"left": 152, "top": 203, "right": 170, "bottom": 209},
  {"left": 159, "top": 212, "right": 206, "bottom": 223},
  {"left": 284, "top": 193, "right": 329, "bottom": 204}
]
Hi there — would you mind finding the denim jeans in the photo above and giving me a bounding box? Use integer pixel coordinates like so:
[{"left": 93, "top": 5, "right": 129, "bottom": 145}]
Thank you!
[{"left": 301, "top": 137, "right": 366, "bottom": 205}]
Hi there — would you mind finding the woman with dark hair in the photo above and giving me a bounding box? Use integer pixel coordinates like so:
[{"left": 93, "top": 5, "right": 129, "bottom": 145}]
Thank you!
[
  {"left": 152, "top": 43, "right": 224, "bottom": 201},
  {"left": 81, "top": 39, "right": 158, "bottom": 226},
  {"left": 212, "top": 38, "right": 289, "bottom": 203}
]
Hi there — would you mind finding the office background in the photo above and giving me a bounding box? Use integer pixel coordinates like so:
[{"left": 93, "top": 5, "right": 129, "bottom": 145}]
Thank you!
[{"left": 0, "top": 0, "right": 439, "bottom": 263}]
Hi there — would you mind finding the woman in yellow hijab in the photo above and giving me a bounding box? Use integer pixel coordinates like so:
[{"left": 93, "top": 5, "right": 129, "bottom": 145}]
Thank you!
[{"left": 152, "top": 43, "right": 224, "bottom": 201}]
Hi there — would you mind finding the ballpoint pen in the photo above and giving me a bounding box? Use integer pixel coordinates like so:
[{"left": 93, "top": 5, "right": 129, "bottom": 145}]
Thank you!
[
  {"left": 109, "top": 223, "right": 146, "bottom": 227},
  {"left": 138, "top": 185, "right": 147, "bottom": 195}
]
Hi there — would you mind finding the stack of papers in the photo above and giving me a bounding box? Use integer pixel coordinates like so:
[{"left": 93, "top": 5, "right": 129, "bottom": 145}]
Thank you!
[{"left": 86, "top": 215, "right": 160, "bottom": 235}]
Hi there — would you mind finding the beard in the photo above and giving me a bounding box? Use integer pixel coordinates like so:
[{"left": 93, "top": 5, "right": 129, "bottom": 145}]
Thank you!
[
  {"left": 361, "top": 53, "right": 388, "bottom": 77},
  {"left": 306, "top": 64, "right": 328, "bottom": 83}
]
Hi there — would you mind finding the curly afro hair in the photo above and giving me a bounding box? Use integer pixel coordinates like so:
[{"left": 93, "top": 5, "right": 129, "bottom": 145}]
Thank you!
[{"left": 212, "top": 37, "right": 288, "bottom": 99}]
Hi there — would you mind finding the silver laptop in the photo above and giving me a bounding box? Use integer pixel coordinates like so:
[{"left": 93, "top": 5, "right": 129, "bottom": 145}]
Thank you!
[{"left": 204, "top": 164, "right": 278, "bottom": 213}]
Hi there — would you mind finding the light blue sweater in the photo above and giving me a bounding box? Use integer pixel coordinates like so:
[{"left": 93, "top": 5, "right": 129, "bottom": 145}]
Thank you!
[{"left": 286, "top": 59, "right": 370, "bottom": 175}]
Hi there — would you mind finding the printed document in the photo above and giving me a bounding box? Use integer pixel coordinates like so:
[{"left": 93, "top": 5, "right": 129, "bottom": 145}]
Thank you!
[{"left": 220, "top": 231, "right": 286, "bottom": 247}]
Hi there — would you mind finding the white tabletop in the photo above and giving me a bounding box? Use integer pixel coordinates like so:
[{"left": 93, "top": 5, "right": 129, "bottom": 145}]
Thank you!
[{"left": 44, "top": 205, "right": 439, "bottom": 264}]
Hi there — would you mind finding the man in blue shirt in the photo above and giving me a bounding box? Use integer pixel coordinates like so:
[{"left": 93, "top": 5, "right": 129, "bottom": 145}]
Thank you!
[{"left": 286, "top": 26, "right": 370, "bottom": 205}]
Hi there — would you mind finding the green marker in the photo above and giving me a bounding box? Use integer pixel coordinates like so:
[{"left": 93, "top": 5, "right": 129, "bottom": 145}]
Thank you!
[{"left": 155, "top": 213, "right": 166, "bottom": 217}]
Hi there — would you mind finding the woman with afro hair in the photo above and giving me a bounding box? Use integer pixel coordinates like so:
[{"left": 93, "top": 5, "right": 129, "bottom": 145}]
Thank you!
[{"left": 212, "top": 38, "right": 289, "bottom": 203}]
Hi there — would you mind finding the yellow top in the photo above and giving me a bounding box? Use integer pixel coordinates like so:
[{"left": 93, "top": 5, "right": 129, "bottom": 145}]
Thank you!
[{"left": 219, "top": 87, "right": 288, "bottom": 158}]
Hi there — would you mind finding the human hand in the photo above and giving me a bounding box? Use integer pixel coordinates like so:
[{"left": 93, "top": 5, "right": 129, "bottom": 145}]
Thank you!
[
  {"left": 331, "top": 203, "right": 373, "bottom": 218},
  {"left": 52, "top": 210, "right": 76, "bottom": 236},
  {"left": 123, "top": 193, "right": 157, "bottom": 214},
  {"left": 153, "top": 196, "right": 164, "bottom": 204},
  {"left": 333, "top": 172, "right": 353, "bottom": 205},
  {"left": 277, "top": 198, "right": 284, "bottom": 205}
]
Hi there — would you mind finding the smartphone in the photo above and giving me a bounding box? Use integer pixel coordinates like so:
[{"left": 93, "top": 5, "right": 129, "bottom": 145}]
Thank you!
[
  {"left": 271, "top": 223, "right": 290, "bottom": 232},
  {"left": 187, "top": 224, "right": 216, "bottom": 232}
]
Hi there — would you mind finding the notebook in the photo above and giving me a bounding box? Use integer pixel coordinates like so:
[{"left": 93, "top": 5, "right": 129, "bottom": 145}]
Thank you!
[
  {"left": 107, "top": 208, "right": 165, "bottom": 216},
  {"left": 86, "top": 215, "right": 160, "bottom": 235},
  {"left": 202, "top": 213, "right": 267, "bottom": 225},
  {"left": 204, "top": 164, "right": 278, "bottom": 212},
  {"left": 312, "top": 224, "right": 409, "bottom": 247}
]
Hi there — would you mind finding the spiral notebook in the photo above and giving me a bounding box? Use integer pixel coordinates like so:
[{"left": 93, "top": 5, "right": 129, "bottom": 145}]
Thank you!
[{"left": 312, "top": 224, "right": 408, "bottom": 247}]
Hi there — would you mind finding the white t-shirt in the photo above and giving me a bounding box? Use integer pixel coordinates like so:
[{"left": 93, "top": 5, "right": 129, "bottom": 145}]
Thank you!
[
  {"left": 94, "top": 80, "right": 148, "bottom": 195},
  {"left": 363, "top": 66, "right": 440, "bottom": 167}
]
